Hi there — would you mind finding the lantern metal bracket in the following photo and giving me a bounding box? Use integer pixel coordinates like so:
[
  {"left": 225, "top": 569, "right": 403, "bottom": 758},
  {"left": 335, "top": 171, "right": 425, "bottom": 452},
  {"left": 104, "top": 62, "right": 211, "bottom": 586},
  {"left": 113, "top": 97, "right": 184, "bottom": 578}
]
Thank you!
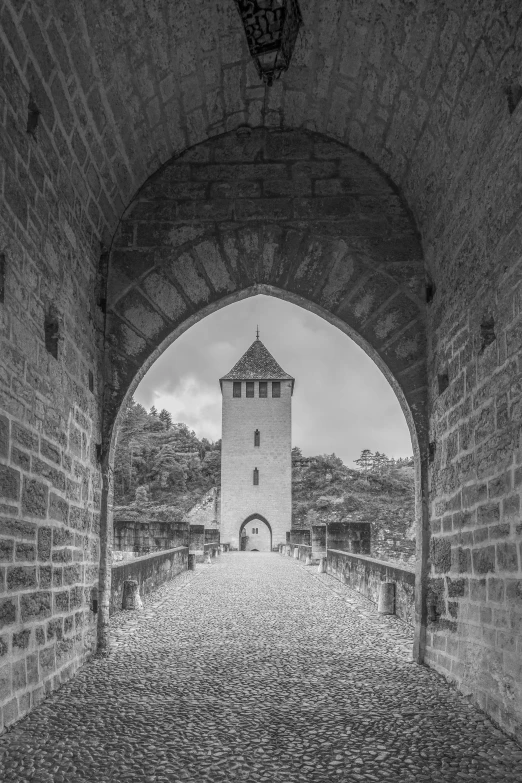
[{"left": 233, "top": 0, "right": 303, "bottom": 86}]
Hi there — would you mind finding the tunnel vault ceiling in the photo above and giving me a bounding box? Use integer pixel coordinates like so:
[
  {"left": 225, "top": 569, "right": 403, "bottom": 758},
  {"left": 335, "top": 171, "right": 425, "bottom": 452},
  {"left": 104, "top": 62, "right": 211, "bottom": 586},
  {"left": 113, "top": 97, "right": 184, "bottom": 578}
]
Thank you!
[
  {"left": 4, "top": 0, "right": 518, "bottom": 442},
  {"left": 8, "top": 0, "right": 519, "bottom": 263},
  {"left": 105, "top": 128, "right": 427, "bottom": 445}
]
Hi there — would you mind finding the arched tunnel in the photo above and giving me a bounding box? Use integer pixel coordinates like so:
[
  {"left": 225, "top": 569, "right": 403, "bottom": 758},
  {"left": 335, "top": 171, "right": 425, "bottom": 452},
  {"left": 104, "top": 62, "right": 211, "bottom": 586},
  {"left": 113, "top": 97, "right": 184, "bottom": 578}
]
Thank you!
[{"left": 0, "top": 0, "right": 521, "bottom": 764}]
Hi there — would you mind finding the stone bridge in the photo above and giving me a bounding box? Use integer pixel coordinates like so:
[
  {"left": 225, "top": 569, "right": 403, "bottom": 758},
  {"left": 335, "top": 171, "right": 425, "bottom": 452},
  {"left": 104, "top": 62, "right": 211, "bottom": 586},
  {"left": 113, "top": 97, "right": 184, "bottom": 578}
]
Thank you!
[
  {"left": 0, "top": 0, "right": 521, "bottom": 752},
  {"left": 1, "top": 553, "right": 521, "bottom": 782}
]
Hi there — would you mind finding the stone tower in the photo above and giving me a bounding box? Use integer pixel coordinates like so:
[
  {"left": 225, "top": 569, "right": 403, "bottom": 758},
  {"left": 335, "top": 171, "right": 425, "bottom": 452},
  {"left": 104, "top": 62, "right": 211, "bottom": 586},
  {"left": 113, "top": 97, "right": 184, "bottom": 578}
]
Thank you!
[{"left": 220, "top": 336, "right": 294, "bottom": 551}]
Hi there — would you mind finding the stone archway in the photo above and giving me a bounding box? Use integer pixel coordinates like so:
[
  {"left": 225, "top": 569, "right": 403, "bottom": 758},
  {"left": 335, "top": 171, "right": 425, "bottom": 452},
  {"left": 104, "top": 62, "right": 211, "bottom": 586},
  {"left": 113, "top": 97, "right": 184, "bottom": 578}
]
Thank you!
[
  {"left": 99, "top": 127, "right": 428, "bottom": 664},
  {"left": 239, "top": 514, "right": 273, "bottom": 552},
  {"left": 103, "top": 128, "right": 427, "bottom": 445}
]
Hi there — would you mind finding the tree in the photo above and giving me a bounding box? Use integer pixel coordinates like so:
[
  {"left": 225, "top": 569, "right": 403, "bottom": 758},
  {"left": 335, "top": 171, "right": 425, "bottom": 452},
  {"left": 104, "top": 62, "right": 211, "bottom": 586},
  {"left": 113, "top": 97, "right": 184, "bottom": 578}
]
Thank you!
[
  {"left": 135, "top": 485, "right": 148, "bottom": 504},
  {"left": 150, "top": 405, "right": 158, "bottom": 417},
  {"left": 292, "top": 446, "right": 303, "bottom": 461},
  {"left": 149, "top": 444, "right": 187, "bottom": 491},
  {"left": 201, "top": 450, "right": 221, "bottom": 484},
  {"left": 159, "top": 409, "right": 172, "bottom": 429},
  {"left": 355, "top": 449, "right": 373, "bottom": 473},
  {"left": 372, "top": 451, "right": 390, "bottom": 474}
]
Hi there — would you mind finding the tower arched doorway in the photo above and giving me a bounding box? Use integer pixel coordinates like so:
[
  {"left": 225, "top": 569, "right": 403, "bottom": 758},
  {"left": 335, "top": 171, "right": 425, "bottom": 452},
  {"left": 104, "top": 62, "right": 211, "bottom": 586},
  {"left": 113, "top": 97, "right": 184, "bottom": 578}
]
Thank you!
[{"left": 239, "top": 515, "right": 273, "bottom": 553}]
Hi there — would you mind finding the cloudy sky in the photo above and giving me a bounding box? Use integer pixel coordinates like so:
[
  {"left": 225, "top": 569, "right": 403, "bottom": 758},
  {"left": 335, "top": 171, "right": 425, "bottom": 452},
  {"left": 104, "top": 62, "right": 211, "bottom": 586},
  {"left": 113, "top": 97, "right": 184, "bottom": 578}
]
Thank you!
[{"left": 134, "top": 295, "right": 413, "bottom": 466}]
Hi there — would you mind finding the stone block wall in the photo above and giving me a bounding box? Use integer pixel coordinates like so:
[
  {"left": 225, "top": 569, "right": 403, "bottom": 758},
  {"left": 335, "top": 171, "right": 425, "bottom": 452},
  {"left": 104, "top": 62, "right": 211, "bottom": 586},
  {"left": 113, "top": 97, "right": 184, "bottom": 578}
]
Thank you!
[
  {"left": 422, "top": 53, "right": 522, "bottom": 739},
  {"left": 326, "top": 522, "right": 371, "bottom": 556},
  {"left": 0, "top": 0, "right": 107, "bottom": 733},
  {"left": 221, "top": 378, "right": 292, "bottom": 550},
  {"left": 110, "top": 547, "right": 188, "bottom": 615},
  {"left": 113, "top": 518, "right": 188, "bottom": 553},
  {"left": 327, "top": 549, "right": 416, "bottom": 627},
  {"left": 0, "top": 0, "right": 521, "bottom": 742},
  {"left": 427, "top": 291, "right": 522, "bottom": 734}
]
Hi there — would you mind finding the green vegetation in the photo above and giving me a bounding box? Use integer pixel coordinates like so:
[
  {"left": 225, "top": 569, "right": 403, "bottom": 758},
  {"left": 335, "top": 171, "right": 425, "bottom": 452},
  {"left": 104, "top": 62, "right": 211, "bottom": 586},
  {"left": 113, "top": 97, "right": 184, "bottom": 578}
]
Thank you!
[
  {"left": 113, "top": 399, "right": 221, "bottom": 521},
  {"left": 114, "top": 401, "right": 415, "bottom": 563},
  {"left": 292, "top": 449, "right": 416, "bottom": 564}
]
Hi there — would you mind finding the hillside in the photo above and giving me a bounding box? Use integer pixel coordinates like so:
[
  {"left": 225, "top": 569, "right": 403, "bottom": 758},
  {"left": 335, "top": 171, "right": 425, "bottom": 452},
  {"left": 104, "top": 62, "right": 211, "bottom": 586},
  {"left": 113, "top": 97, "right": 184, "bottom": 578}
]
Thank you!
[
  {"left": 113, "top": 400, "right": 221, "bottom": 523},
  {"left": 292, "top": 452, "right": 416, "bottom": 565},
  {"left": 113, "top": 401, "right": 415, "bottom": 565}
]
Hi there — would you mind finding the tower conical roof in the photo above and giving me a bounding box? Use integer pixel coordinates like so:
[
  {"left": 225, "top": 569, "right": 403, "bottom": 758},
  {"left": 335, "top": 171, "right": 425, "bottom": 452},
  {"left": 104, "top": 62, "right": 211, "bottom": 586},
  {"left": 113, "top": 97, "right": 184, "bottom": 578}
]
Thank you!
[{"left": 220, "top": 338, "right": 294, "bottom": 384}]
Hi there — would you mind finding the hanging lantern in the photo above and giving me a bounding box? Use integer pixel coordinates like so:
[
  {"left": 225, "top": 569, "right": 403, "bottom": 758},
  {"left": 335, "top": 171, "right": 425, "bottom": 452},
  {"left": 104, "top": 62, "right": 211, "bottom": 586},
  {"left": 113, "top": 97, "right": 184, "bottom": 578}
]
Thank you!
[{"left": 233, "top": 0, "right": 303, "bottom": 86}]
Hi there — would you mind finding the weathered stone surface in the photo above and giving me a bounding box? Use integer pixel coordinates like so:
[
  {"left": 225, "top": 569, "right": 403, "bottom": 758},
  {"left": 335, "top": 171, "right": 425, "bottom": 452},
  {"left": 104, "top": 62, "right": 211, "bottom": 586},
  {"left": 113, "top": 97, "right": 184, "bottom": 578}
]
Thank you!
[
  {"left": 49, "top": 493, "right": 69, "bottom": 523},
  {"left": 1, "top": 556, "right": 522, "bottom": 780},
  {"left": 430, "top": 537, "right": 451, "bottom": 574},
  {"left": 37, "top": 527, "right": 52, "bottom": 562},
  {"left": 0, "top": 599, "right": 16, "bottom": 629},
  {"left": 0, "top": 465, "right": 20, "bottom": 502},
  {"left": 0, "top": 416, "right": 8, "bottom": 459},
  {"left": 0, "top": 0, "right": 521, "bottom": 744},
  {"left": 15, "top": 543, "right": 35, "bottom": 561},
  {"left": 20, "top": 592, "right": 52, "bottom": 622},
  {"left": 21, "top": 478, "right": 48, "bottom": 519},
  {"left": 7, "top": 566, "right": 37, "bottom": 591},
  {"left": 0, "top": 540, "right": 14, "bottom": 561}
]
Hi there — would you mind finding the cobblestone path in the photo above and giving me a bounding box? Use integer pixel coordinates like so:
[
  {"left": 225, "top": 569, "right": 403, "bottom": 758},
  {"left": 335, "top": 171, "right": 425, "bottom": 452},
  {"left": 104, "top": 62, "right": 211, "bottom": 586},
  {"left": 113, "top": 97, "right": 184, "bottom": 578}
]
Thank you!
[{"left": 1, "top": 553, "right": 521, "bottom": 782}]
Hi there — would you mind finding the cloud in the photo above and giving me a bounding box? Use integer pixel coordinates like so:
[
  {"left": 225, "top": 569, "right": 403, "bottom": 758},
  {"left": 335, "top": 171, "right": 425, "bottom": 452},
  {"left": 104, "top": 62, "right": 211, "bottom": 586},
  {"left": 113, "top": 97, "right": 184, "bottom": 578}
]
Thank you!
[
  {"left": 152, "top": 376, "right": 222, "bottom": 442},
  {"left": 133, "top": 294, "right": 413, "bottom": 465}
]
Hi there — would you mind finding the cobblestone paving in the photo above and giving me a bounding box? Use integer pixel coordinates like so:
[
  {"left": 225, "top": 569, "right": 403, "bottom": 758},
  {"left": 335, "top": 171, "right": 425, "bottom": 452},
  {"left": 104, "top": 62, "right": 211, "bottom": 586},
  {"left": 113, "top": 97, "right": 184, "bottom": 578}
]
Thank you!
[{"left": 1, "top": 553, "right": 521, "bottom": 782}]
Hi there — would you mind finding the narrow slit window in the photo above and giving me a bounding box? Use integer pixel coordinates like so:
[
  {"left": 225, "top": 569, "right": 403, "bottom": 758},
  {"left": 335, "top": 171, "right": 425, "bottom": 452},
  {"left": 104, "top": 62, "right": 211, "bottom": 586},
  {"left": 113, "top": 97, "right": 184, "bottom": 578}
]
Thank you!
[
  {"left": 259, "top": 381, "right": 267, "bottom": 398},
  {"left": 438, "top": 372, "right": 449, "bottom": 395},
  {"left": 0, "top": 252, "right": 5, "bottom": 303},
  {"left": 507, "top": 83, "right": 522, "bottom": 115},
  {"left": 272, "top": 381, "right": 280, "bottom": 398},
  {"left": 26, "top": 95, "right": 40, "bottom": 135},
  {"left": 254, "top": 429, "right": 260, "bottom": 447},
  {"left": 246, "top": 381, "right": 254, "bottom": 397},
  {"left": 480, "top": 315, "right": 495, "bottom": 351},
  {"left": 253, "top": 467, "right": 259, "bottom": 485},
  {"left": 233, "top": 382, "right": 242, "bottom": 398},
  {"left": 252, "top": 527, "right": 258, "bottom": 535},
  {"left": 44, "top": 308, "right": 59, "bottom": 359}
]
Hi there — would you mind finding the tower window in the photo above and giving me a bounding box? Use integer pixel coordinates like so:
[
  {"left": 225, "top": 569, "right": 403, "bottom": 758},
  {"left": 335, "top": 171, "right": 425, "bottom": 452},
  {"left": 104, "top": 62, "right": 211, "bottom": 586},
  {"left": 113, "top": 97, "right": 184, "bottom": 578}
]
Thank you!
[
  {"left": 253, "top": 467, "right": 259, "bottom": 485},
  {"left": 272, "top": 382, "right": 280, "bottom": 398},
  {"left": 259, "top": 381, "right": 267, "bottom": 398},
  {"left": 233, "top": 382, "right": 241, "bottom": 398},
  {"left": 246, "top": 381, "right": 254, "bottom": 398},
  {"left": 44, "top": 308, "right": 59, "bottom": 359},
  {"left": 252, "top": 527, "right": 258, "bottom": 534},
  {"left": 254, "top": 429, "right": 260, "bottom": 447}
]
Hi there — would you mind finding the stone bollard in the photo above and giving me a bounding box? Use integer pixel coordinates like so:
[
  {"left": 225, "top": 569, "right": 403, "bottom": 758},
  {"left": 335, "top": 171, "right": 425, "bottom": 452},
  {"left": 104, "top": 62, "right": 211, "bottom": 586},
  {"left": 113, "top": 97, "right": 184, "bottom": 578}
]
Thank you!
[
  {"left": 305, "top": 554, "right": 312, "bottom": 566},
  {"left": 286, "top": 546, "right": 292, "bottom": 557},
  {"left": 188, "top": 554, "right": 196, "bottom": 571},
  {"left": 293, "top": 547, "right": 299, "bottom": 559},
  {"left": 122, "top": 579, "right": 143, "bottom": 611},
  {"left": 318, "top": 557, "right": 326, "bottom": 574},
  {"left": 378, "top": 581, "right": 396, "bottom": 615}
]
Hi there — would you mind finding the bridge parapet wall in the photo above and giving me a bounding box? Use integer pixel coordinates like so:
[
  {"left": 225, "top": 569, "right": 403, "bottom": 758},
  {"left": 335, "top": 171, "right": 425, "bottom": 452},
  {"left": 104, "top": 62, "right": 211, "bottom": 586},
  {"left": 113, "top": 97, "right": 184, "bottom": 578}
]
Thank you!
[
  {"left": 327, "top": 549, "right": 415, "bottom": 626},
  {"left": 282, "top": 543, "right": 312, "bottom": 562},
  {"left": 110, "top": 547, "right": 188, "bottom": 616}
]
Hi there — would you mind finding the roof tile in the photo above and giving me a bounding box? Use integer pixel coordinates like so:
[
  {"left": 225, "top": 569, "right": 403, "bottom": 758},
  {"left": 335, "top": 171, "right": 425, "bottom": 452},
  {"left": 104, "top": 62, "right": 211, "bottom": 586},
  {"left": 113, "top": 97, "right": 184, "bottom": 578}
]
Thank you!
[{"left": 220, "top": 339, "right": 294, "bottom": 381}]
